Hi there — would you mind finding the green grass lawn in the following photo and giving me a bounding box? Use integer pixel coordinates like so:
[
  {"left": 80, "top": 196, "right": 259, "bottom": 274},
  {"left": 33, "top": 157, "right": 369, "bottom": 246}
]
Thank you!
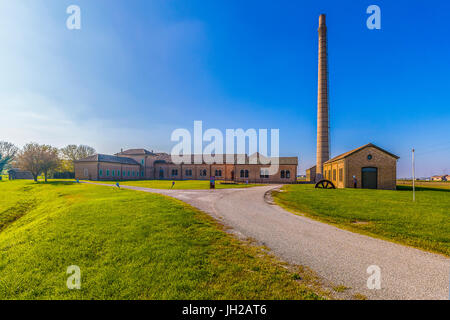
[
  {"left": 108, "top": 180, "right": 265, "bottom": 190},
  {"left": 0, "top": 180, "right": 322, "bottom": 300},
  {"left": 273, "top": 184, "right": 450, "bottom": 256}
]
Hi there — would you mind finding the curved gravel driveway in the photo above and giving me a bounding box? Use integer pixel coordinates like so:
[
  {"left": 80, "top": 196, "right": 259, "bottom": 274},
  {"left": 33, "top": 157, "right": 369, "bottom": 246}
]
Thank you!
[{"left": 85, "top": 182, "right": 450, "bottom": 300}]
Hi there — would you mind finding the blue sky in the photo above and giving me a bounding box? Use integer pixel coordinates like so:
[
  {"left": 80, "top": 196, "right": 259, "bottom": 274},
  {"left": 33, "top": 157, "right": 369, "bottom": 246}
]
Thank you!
[{"left": 0, "top": 0, "right": 449, "bottom": 177}]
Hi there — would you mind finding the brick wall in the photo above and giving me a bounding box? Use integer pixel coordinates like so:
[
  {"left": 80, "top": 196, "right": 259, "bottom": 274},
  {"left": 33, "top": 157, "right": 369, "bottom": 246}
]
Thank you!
[{"left": 345, "top": 146, "right": 397, "bottom": 190}]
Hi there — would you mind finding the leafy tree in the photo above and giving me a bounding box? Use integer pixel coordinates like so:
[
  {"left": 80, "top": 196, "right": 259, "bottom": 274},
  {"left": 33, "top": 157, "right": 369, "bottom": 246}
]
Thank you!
[{"left": 0, "top": 141, "right": 18, "bottom": 174}]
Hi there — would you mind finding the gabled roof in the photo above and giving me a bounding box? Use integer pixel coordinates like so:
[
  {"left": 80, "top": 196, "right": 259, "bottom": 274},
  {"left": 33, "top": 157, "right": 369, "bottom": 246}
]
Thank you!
[
  {"left": 324, "top": 143, "right": 399, "bottom": 164},
  {"left": 116, "top": 149, "right": 155, "bottom": 156},
  {"left": 75, "top": 154, "right": 140, "bottom": 165}
]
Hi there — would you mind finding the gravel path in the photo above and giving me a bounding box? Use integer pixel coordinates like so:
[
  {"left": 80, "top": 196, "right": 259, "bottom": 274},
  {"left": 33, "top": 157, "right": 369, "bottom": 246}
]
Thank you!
[{"left": 85, "top": 182, "right": 450, "bottom": 300}]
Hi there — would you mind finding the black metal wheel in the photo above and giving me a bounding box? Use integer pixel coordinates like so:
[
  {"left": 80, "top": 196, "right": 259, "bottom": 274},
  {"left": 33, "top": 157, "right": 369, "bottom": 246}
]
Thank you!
[{"left": 315, "top": 179, "right": 336, "bottom": 189}]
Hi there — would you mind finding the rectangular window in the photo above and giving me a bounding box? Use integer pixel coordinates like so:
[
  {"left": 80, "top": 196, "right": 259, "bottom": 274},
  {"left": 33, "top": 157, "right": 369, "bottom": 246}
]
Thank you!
[
  {"left": 141, "top": 159, "right": 144, "bottom": 165},
  {"left": 132, "top": 171, "right": 135, "bottom": 177},
  {"left": 112, "top": 170, "right": 115, "bottom": 177},
  {"left": 106, "top": 170, "right": 110, "bottom": 177},
  {"left": 84, "top": 168, "right": 89, "bottom": 177},
  {"left": 141, "top": 171, "right": 144, "bottom": 177},
  {"left": 99, "top": 169, "right": 103, "bottom": 177},
  {"left": 339, "top": 168, "right": 343, "bottom": 182},
  {"left": 128, "top": 171, "right": 130, "bottom": 177},
  {"left": 333, "top": 169, "right": 336, "bottom": 181}
]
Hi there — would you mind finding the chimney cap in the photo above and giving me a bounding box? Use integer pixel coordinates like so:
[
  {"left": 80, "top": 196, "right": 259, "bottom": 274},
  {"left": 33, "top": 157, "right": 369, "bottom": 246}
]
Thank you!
[{"left": 319, "top": 14, "right": 326, "bottom": 26}]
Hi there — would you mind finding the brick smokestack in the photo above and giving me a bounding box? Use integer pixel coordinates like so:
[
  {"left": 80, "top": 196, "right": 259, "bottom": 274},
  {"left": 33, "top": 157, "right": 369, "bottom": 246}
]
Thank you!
[{"left": 316, "top": 14, "right": 330, "bottom": 180}]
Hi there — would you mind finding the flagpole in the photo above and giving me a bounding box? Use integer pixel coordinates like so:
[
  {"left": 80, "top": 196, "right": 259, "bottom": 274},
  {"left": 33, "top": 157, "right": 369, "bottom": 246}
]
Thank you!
[{"left": 412, "top": 148, "right": 415, "bottom": 202}]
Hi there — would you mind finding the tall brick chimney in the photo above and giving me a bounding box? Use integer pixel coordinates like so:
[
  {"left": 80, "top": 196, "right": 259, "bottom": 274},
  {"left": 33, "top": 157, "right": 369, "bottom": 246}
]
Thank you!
[{"left": 316, "top": 14, "right": 330, "bottom": 180}]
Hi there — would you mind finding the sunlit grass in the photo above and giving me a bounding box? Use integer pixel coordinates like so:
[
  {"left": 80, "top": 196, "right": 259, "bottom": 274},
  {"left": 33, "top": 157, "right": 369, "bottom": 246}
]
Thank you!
[
  {"left": 273, "top": 184, "right": 450, "bottom": 256},
  {"left": 0, "top": 180, "right": 322, "bottom": 300}
]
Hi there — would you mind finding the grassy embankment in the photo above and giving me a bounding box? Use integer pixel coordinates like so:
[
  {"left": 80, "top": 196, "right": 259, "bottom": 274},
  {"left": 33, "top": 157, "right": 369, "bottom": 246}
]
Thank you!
[
  {"left": 273, "top": 183, "right": 450, "bottom": 256},
  {"left": 0, "top": 180, "right": 323, "bottom": 300}
]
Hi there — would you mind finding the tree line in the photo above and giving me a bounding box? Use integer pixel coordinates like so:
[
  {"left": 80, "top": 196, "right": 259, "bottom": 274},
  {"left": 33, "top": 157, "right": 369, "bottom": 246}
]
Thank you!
[{"left": 0, "top": 142, "right": 96, "bottom": 182}]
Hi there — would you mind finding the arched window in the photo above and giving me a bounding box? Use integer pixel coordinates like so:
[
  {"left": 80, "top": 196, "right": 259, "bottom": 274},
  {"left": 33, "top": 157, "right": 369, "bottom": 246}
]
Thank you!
[
  {"left": 245, "top": 170, "right": 249, "bottom": 178},
  {"left": 240, "top": 170, "right": 245, "bottom": 178},
  {"left": 286, "top": 170, "right": 291, "bottom": 179},
  {"left": 281, "top": 170, "right": 285, "bottom": 179},
  {"left": 203, "top": 169, "right": 207, "bottom": 176}
]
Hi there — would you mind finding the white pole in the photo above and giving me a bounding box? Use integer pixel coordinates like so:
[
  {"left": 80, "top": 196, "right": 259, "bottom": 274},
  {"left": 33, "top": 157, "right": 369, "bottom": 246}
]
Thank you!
[{"left": 412, "top": 148, "right": 415, "bottom": 202}]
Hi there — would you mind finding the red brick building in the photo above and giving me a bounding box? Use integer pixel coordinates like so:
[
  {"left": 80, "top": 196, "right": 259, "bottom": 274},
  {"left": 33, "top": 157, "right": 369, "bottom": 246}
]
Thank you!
[{"left": 75, "top": 149, "right": 298, "bottom": 183}]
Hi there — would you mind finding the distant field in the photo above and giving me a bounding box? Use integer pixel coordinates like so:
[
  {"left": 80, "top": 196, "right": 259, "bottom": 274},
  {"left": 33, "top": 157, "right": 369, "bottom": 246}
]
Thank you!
[
  {"left": 397, "top": 180, "right": 450, "bottom": 190},
  {"left": 273, "top": 184, "right": 450, "bottom": 256},
  {"left": 0, "top": 180, "right": 322, "bottom": 299},
  {"left": 109, "top": 180, "right": 265, "bottom": 190}
]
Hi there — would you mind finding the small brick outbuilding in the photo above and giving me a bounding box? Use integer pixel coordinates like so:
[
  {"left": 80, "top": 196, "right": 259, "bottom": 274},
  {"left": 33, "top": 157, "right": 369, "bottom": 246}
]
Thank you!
[{"left": 322, "top": 143, "right": 399, "bottom": 190}]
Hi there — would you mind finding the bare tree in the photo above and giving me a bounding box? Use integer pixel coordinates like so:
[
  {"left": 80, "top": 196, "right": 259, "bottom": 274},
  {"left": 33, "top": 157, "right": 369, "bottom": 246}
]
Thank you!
[
  {"left": 60, "top": 144, "right": 96, "bottom": 172},
  {"left": 40, "top": 145, "right": 60, "bottom": 182},
  {"left": 0, "top": 141, "right": 18, "bottom": 173},
  {"left": 75, "top": 145, "right": 96, "bottom": 160},
  {"left": 16, "top": 143, "right": 60, "bottom": 182},
  {"left": 60, "top": 145, "right": 78, "bottom": 162},
  {"left": 16, "top": 143, "right": 41, "bottom": 182}
]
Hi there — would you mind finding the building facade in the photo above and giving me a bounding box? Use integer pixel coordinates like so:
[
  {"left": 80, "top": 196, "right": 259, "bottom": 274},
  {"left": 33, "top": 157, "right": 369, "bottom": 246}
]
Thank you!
[
  {"left": 75, "top": 149, "right": 298, "bottom": 184},
  {"left": 321, "top": 143, "right": 399, "bottom": 190}
]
